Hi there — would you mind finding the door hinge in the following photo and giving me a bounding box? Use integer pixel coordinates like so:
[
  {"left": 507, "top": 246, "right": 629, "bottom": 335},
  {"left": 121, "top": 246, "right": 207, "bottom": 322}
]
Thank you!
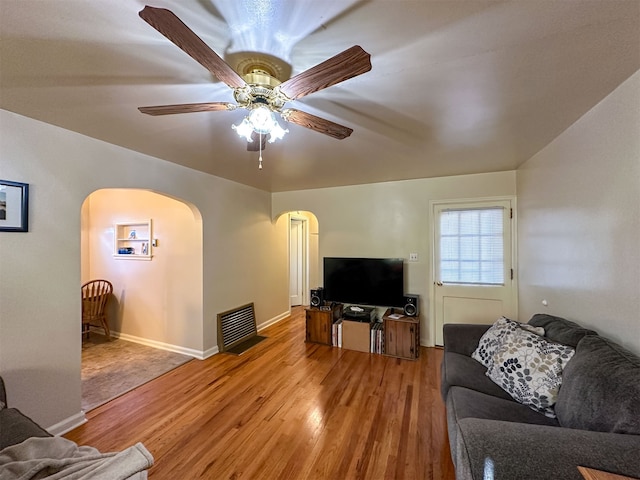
[
  {"left": 510, "top": 208, "right": 513, "bottom": 219},
  {"left": 510, "top": 269, "right": 514, "bottom": 280}
]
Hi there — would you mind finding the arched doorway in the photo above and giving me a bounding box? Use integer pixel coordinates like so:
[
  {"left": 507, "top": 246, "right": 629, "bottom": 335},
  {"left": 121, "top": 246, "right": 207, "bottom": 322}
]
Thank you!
[{"left": 80, "top": 188, "right": 203, "bottom": 410}]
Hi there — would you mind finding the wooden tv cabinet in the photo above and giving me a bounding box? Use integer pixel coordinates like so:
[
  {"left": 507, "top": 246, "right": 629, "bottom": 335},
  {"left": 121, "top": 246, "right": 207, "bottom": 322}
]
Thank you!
[
  {"left": 383, "top": 308, "right": 420, "bottom": 360},
  {"left": 305, "top": 304, "right": 343, "bottom": 345}
]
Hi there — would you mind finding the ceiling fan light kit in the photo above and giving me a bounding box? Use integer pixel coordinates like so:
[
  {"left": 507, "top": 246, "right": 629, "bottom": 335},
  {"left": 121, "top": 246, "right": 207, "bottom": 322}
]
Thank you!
[
  {"left": 231, "top": 80, "right": 289, "bottom": 145},
  {"left": 137, "top": 5, "right": 372, "bottom": 169},
  {"left": 232, "top": 107, "right": 289, "bottom": 142}
]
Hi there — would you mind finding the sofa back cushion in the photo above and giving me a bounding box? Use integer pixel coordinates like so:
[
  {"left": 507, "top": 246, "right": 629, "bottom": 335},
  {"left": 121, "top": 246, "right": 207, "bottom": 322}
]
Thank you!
[
  {"left": 555, "top": 335, "right": 640, "bottom": 434},
  {"left": 528, "top": 314, "right": 598, "bottom": 347}
]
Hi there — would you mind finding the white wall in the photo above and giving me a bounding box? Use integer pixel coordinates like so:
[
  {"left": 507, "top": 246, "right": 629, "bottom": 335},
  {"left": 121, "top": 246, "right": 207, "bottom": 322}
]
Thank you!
[
  {"left": 517, "top": 70, "right": 640, "bottom": 355},
  {"left": 84, "top": 189, "right": 203, "bottom": 353},
  {"left": 0, "top": 109, "right": 289, "bottom": 432},
  {"left": 272, "top": 171, "right": 517, "bottom": 346}
]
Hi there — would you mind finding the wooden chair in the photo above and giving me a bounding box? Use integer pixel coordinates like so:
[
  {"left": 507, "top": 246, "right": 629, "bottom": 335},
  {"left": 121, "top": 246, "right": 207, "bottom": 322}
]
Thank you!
[{"left": 82, "top": 279, "right": 113, "bottom": 339}]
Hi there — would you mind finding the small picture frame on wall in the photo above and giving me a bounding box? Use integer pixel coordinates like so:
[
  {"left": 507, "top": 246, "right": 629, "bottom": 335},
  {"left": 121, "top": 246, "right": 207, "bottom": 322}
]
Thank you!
[{"left": 0, "top": 180, "right": 29, "bottom": 232}]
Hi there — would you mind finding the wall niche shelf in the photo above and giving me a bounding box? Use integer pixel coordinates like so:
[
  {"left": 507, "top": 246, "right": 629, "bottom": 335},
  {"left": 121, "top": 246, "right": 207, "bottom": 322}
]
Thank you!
[{"left": 113, "top": 220, "right": 153, "bottom": 260}]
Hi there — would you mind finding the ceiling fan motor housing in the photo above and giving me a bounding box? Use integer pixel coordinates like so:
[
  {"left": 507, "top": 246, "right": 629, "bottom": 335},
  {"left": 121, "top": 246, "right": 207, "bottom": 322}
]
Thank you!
[{"left": 234, "top": 83, "right": 288, "bottom": 112}]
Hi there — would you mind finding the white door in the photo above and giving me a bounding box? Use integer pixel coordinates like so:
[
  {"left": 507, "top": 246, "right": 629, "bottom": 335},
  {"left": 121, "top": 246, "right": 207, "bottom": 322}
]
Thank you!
[
  {"left": 433, "top": 199, "right": 517, "bottom": 345},
  {"left": 289, "top": 218, "right": 306, "bottom": 306}
]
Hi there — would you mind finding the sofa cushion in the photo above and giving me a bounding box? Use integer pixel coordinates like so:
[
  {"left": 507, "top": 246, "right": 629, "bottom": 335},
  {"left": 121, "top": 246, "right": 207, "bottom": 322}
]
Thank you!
[
  {"left": 555, "top": 335, "right": 640, "bottom": 434},
  {"left": 528, "top": 313, "right": 597, "bottom": 347},
  {"left": 447, "top": 386, "right": 559, "bottom": 426},
  {"left": 472, "top": 317, "right": 544, "bottom": 369},
  {"left": 486, "top": 327, "right": 575, "bottom": 417},
  {"left": 445, "top": 386, "right": 559, "bottom": 466},
  {"left": 455, "top": 418, "right": 640, "bottom": 480},
  {"left": 443, "top": 323, "right": 492, "bottom": 357},
  {"left": 441, "top": 352, "right": 514, "bottom": 401}
]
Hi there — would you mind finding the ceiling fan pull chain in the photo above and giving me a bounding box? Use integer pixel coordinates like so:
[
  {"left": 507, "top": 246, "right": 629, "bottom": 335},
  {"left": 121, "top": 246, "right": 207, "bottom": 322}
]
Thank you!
[{"left": 258, "top": 132, "right": 263, "bottom": 170}]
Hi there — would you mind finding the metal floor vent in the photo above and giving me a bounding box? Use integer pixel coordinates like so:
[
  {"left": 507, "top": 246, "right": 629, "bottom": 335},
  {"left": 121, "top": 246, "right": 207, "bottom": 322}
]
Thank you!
[{"left": 217, "top": 302, "right": 257, "bottom": 352}]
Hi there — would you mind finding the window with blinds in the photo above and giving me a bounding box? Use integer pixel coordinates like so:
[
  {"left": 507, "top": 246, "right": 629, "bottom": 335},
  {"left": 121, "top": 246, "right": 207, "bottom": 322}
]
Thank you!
[{"left": 439, "top": 207, "right": 505, "bottom": 285}]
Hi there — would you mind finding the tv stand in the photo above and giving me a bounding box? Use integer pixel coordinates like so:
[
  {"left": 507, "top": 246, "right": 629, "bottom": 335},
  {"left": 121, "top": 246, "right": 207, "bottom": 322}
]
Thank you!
[{"left": 304, "top": 305, "right": 419, "bottom": 360}]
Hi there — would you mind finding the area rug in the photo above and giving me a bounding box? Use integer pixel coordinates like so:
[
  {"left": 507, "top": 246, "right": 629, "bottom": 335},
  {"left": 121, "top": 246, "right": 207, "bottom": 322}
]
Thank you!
[
  {"left": 224, "top": 335, "right": 267, "bottom": 355},
  {"left": 82, "top": 334, "right": 193, "bottom": 412}
]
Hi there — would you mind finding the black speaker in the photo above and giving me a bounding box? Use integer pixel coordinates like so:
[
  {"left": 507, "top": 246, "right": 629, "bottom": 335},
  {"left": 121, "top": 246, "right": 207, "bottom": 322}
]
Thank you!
[
  {"left": 310, "top": 288, "right": 324, "bottom": 308},
  {"left": 403, "top": 294, "right": 419, "bottom": 317}
]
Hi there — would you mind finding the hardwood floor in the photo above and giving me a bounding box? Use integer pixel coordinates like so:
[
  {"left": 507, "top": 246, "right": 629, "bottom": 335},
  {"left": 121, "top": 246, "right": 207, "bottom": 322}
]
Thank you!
[{"left": 65, "top": 307, "right": 456, "bottom": 480}]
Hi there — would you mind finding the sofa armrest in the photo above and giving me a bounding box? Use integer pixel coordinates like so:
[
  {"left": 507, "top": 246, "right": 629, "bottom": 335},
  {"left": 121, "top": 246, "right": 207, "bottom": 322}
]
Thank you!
[
  {"left": 0, "top": 408, "right": 52, "bottom": 449},
  {"left": 442, "top": 324, "right": 491, "bottom": 356},
  {"left": 0, "top": 376, "right": 7, "bottom": 407},
  {"left": 455, "top": 418, "right": 640, "bottom": 480}
]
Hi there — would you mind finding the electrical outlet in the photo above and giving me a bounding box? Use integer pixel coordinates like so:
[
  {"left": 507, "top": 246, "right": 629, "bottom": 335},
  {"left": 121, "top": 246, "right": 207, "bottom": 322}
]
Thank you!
[{"left": 409, "top": 253, "right": 418, "bottom": 262}]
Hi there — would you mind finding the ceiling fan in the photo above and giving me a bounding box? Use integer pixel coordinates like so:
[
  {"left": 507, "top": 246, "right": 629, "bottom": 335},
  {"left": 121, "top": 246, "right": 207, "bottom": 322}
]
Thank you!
[{"left": 137, "top": 6, "right": 372, "bottom": 160}]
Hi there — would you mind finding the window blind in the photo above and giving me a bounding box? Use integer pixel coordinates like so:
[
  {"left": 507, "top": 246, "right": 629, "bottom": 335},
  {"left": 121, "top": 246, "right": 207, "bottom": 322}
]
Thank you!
[{"left": 439, "top": 207, "right": 504, "bottom": 285}]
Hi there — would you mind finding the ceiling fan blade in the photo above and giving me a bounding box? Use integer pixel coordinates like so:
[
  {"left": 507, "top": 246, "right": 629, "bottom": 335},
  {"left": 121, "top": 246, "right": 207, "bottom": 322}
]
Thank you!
[
  {"left": 139, "top": 6, "right": 246, "bottom": 89},
  {"left": 281, "top": 109, "right": 353, "bottom": 139},
  {"left": 247, "top": 131, "right": 267, "bottom": 151},
  {"left": 138, "top": 102, "right": 234, "bottom": 116},
  {"left": 277, "top": 45, "right": 371, "bottom": 101}
]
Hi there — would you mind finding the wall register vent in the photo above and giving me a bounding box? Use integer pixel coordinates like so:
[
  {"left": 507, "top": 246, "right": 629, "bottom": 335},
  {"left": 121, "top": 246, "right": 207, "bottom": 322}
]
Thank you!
[{"left": 217, "top": 302, "right": 257, "bottom": 352}]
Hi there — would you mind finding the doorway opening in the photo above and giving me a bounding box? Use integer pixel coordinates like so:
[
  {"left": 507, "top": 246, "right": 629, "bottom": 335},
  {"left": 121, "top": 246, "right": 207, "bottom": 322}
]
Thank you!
[
  {"left": 289, "top": 215, "right": 308, "bottom": 307},
  {"left": 278, "top": 211, "right": 319, "bottom": 309},
  {"left": 80, "top": 188, "right": 203, "bottom": 411}
]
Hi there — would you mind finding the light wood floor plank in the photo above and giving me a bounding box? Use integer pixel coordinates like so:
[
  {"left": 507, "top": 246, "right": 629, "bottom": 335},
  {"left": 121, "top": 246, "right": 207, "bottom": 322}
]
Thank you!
[{"left": 65, "top": 306, "right": 455, "bottom": 479}]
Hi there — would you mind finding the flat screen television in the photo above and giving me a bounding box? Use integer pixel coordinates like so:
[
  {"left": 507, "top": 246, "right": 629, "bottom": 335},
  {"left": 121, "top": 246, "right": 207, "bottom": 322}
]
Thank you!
[{"left": 323, "top": 257, "right": 404, "bottom": 307}]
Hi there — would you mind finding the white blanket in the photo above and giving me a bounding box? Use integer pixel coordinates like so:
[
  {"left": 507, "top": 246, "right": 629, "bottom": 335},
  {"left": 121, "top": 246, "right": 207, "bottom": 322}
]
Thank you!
[{"left": 0, "top": 437, "right": 153, "bottom": 480}]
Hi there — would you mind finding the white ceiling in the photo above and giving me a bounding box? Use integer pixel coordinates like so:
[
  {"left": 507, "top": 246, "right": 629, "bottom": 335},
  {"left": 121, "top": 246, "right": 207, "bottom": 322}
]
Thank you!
[{"left": 2, "top": 0, "right": 639, "bottom": 192}]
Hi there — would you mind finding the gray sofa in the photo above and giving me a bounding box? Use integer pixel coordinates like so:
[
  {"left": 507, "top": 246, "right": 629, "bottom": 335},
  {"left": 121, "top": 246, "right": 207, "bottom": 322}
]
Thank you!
[
  {"left": 0, "top": 376, "right": 51, "bottom": 450},
  {"left": 441, "top": 314, "right": 640, "bottom": 480}
]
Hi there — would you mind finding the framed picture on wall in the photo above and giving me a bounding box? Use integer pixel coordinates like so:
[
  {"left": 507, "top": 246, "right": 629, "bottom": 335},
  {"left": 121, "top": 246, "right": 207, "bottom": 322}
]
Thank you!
[{"left": 0, "top": 180, "right": 29, "bottom": 232}]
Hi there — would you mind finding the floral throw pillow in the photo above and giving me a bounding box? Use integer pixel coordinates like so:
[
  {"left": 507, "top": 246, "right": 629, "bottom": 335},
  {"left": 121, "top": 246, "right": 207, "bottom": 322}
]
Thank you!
[
  {"left": 486, "top": 327, "right": 575, "bottom": 417},
  {"left": 472, "top": 317, "right": 545, "bottom": 369}
]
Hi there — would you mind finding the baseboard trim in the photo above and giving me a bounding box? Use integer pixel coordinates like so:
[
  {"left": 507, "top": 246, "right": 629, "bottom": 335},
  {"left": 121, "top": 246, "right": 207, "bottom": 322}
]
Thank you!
[
  {"left": 47, "top": 411, "right": 87, "bottom": 436},
  {"left": 258, "top": 309, "right": 290, "bottom": 332},
  {"left": 90, "top": 309, "right": 290, "bottom": 362},
  {"left": 201, "top": 345, "right": 219, "bottom": 360},
  {"left": 105, "top": 330, "right": 206, "bottom": 360},
  {"left": 421, "top": 337, "right": 434, "bottom": 348}
]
